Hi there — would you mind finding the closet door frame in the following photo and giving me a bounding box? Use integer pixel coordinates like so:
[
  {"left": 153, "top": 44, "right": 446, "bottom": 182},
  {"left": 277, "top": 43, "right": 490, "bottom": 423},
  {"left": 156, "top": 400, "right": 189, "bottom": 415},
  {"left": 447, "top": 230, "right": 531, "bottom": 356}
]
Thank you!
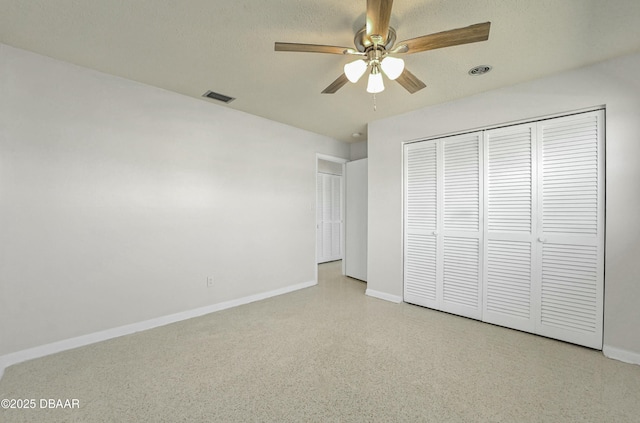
[{"left": 315, "top": 154, "right": 347, "bottom": 273}]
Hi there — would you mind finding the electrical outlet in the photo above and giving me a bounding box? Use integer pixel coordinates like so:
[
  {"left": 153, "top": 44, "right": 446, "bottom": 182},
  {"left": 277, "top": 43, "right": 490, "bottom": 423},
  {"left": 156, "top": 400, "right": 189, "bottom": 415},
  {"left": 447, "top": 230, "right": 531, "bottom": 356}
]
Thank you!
[{"left": 207, "top": 276, "right": 214, "bottom": 287}]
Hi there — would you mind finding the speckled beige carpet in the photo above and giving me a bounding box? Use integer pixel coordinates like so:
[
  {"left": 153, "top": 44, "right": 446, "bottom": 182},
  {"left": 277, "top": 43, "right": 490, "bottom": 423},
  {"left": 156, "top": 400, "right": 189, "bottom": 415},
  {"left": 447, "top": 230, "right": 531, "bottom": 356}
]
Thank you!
[{"left": 1, "top": 261, "right": 640, "bottom": 422}]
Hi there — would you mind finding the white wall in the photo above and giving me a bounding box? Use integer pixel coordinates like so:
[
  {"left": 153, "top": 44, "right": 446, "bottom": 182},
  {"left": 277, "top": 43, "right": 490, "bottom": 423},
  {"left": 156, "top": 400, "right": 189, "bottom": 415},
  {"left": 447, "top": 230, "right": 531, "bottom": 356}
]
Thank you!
[
  {"left": 368, "top": 51, "right": 640, "bottom": 360},
  {"left": 350, "top": 141, "right": 368, "bottom": 160},
  {"left": 345, "top": 159, "right": 368, "bottom": 282},
  {"left": 0, "top": 43, "right": 349, "bottom": 357}
]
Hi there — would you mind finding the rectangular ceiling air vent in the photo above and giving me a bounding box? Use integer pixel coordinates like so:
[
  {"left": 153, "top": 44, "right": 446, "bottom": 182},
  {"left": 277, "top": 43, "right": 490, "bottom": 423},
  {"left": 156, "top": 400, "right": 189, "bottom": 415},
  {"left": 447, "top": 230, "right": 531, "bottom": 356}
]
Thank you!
[{"left": 202, "top": 90, "right": 235, "bottom": 104}]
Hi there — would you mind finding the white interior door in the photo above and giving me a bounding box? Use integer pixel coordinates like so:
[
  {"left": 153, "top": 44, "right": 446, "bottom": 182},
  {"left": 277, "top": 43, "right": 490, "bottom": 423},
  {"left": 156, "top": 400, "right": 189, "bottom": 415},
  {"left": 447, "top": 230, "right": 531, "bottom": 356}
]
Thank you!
[
  {"left": 440, "top": 133, "right": 483, "bottom": 320},
  {"left": 345, "top": 159, "right": 368, "bottom": 281},
  {"left": 317, "top": 172, "right": 342, "bottom": 263},
  {"left": 535, "top": 111, "right": 604, "bottom": 349},
  {"left": 482, "top": 123, "right": 537, "bottom": 333},
  {"left": 404, "top": 141, "right": 439, "bottom": 308}
]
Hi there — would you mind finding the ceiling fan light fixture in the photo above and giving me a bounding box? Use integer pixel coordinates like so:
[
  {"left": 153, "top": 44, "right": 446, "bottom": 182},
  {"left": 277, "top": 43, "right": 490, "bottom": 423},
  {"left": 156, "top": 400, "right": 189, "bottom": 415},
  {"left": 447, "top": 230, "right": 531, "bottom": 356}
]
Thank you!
[
  {"left": 344, "top": 59, "right": 368, "bottom": 83},
  {"left": 275, "top": 0, "right": 491, "bottom": 97},
  {"left": 380, "top": 56, "right": 405, "bottom": 80},
  {"left": 367, "top": 65, "right": 385, "bottom": 94}
]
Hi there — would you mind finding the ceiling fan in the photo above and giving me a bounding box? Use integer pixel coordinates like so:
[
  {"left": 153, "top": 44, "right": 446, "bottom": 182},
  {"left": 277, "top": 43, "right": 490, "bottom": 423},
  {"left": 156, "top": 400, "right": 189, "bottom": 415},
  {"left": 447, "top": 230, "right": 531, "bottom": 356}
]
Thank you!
[{"left": 274, "top": 0, "right": 490, "bottom": 95}]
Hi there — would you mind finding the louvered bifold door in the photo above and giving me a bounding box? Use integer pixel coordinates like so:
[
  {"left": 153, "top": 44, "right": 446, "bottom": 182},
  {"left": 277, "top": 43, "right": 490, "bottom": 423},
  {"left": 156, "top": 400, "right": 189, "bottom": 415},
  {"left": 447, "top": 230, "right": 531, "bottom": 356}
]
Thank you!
[
  {"left": 440, "top": 132, "right": 483, "bottom": 319},
  {"left": 322, "top": 174, "right": 334, "bottom": 261},
  {"left": 317, "top": 174, "right": 324, "bottom": 263},
  {"left": 536, "top": 110, "right": 604, "bottom": 349},
  {"left": 317, "top": 173, "right": 342, "bottom": 263},
  {"left": 330, "top": 174, "right": 342, "bottom": 260},
  {"left": 404, "top": 141, "right": 438, "bottom": 309},
  {"left": 483, "top": 124, "right": 537, "bottom": 332}
]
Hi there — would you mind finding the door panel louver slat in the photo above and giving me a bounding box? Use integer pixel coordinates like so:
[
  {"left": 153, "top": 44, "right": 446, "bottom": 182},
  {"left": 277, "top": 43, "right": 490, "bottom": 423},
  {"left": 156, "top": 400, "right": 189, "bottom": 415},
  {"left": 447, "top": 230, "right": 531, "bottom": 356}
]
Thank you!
[
  {"left": 444, "top": 136, "right": 480, "bottom": 232},
  {"left": 406, "top": 143, "right": 437, "bottom": 232},
  {"left": 542, "top": 116, "right": 598, "bottom": 235},
  {"left": 486, "top": 240, "right": 531, "bottom": 320},
  {"left": 405, "top": 234, "right": 437, "bottom": 301},
  {"left": 487, "top": 126, "right": 532, "bottom": 233},
  {"left": 443, "top": 237, "right": 480, "bottom": 308}
]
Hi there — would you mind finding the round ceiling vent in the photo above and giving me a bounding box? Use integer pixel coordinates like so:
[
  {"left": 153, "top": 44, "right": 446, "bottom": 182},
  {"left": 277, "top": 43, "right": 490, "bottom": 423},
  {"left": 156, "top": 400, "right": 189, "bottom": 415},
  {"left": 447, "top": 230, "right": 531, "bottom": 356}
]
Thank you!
[{"left": 468, "top": 65, "right": 492, "bottom": 76}]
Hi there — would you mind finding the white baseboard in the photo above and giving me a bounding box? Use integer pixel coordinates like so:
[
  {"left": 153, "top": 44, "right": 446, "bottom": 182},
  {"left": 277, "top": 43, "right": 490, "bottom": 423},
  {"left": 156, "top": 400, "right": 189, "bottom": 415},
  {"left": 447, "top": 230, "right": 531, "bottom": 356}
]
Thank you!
[
  {"left": 0, "top": 279, "right": 316, "bottom": 381},
  {"left": 365, "top": 289, "right": 403, "bottom": 304},
  {"left": 603, "top": 345, "right": 640, "bottom": 366}
]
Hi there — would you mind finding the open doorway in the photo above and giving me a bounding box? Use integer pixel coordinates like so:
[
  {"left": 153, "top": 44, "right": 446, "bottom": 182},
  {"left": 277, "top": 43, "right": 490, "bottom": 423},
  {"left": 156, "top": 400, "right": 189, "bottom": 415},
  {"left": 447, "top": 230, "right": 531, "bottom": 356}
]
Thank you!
[{"left": 316, "top": 154, "right": 347, "bottom": 278}]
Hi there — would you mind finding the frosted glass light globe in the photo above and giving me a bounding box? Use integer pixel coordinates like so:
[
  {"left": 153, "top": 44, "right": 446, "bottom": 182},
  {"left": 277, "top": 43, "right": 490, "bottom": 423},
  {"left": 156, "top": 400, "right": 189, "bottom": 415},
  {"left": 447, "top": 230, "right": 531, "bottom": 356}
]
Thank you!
[
  {"left": 344, "top": 59, "right": 368, "bottom": 83},
  {"left": 380, "top": 56, "right": 405, "bottom": 80}
]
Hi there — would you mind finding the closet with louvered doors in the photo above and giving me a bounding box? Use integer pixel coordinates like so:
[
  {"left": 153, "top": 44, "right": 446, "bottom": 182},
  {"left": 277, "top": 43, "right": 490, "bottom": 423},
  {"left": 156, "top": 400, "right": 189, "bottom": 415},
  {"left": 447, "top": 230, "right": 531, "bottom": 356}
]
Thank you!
[
  {"left": 404, "top": 132, "right": 483, "bottom": 320},
  {"left": 404, "top": 109, "right": 604, "bottom": 349}
]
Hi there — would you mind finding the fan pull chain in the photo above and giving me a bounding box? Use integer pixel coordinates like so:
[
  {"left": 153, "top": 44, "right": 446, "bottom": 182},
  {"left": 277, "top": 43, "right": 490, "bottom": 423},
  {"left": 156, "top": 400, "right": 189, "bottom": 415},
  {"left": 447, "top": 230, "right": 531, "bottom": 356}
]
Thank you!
[{"left": 373, "top": 93, "right": 377, "bottom": 112}]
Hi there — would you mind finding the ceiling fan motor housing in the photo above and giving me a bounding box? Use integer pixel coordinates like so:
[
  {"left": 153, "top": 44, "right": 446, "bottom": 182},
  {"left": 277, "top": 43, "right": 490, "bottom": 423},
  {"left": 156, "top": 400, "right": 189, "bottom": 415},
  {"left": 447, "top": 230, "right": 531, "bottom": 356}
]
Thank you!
[{"left": 355, "top": 26, "right": 397, "bottom": 52}]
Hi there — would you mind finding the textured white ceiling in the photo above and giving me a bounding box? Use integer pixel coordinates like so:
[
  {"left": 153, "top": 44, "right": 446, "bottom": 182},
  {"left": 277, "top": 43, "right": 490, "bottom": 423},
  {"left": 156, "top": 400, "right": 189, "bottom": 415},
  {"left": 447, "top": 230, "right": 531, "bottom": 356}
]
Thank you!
[{"left": 2, "top": 0, "right": 640, "bottom": 143}]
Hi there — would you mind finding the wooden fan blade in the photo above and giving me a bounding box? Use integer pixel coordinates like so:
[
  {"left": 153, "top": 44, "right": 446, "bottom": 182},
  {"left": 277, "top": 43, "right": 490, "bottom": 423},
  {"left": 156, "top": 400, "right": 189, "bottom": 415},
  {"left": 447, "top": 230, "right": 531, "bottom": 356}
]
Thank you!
[
  {"left": 395, "top": 69, "right": 426, "bottom": 94},
  {"left": 274, "top": 42, "right": 352, "bottom": 55},
  {"left": 322, "top": 74, "right": 349, "bottom": 94},
  {"left": 395, "top": 22, "right": 491, "bottom": 54},
  {"left": 366, "top": 0, "right": 394, "bottom": 43}
]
